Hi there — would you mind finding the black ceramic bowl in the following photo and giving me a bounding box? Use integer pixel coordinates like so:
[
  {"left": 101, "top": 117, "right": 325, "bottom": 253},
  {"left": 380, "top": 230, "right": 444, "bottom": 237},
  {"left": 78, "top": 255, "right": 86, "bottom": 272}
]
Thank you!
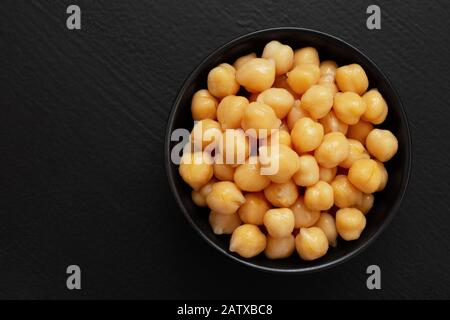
[{"left": 165, "top": 28, "right": 411, "bottom": 273}]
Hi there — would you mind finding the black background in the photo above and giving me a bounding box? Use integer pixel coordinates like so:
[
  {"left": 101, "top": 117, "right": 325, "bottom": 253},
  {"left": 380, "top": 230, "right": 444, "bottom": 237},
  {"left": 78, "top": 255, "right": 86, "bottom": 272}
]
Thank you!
[{"left": 1, "top": 0, "right": 449, "bottom": 299}]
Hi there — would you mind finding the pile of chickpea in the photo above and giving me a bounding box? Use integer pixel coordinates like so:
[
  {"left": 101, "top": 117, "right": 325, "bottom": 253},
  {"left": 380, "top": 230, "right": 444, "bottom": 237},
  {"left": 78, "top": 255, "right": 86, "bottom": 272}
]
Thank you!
[{"left": 179, "top": 40, "right": 398, "bottom": 261}]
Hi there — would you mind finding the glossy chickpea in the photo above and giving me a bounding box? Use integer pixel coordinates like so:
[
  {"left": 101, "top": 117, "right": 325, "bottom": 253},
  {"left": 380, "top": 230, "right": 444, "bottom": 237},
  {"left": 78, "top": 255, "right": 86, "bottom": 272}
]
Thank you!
[
  {"left": 293, "top": 155, "right": 320, "bottom": 187},
  {"left": 233, "top": 52, "right": 257, "bottom": 70},
  {"left": 241, "top": 102, "right": 281, "bottom": 138},
  {"left": 340, "top": 139, "right": 370, "bottom": 169},
  {"left": 335, "top": 63, "right": 369, "bottom": 95},
  {"left": 209, "top": 211, "right": 242, "bottom": 235},
  {"left": 259, "top": 144, "right": 300, "bottom": 183},
  {"left": 294, "top": 47, "right": 320, "bottom": 66},
  {"left": 265, "top": 129, "right": 292, "bottom": 148},
  {"left": 217, "top": 129, "right": 249, "bottom": 165},
  {"left": 304, "top": 181, "right": 334, "bottom": 211},
  {"left": 206, "top": 181, "right": 245, "bottom": 215},
  {"left": 190, "top": 119, "right": 222, "bottom": 150},
  {"left": 287, "top": 100, "right": 310, "bottom": 130},
  {"left": 273, "top": 74, "right": 298, "bottom": 97},
  {"left": 348, "top": 159, "right": 382, "bottom": 193},
  {"left": 376, "top": 161, "right": 388, "bottom": 191},
  {"left": 257, "top": 88, "right": 295, "bottom": 119},
  {"left": 314, "top": 132, "right": 350, "bottom": 168},
  {"left": 355, "top": 193, "right": 374, "bottom": 214},
  {"left": 319, "top": 81, "right": 339, "bottom": 95},
  {"left": 366, "top": 129, "right": 398, "bottom": 162},
  {"left": 236, "top": 58, "right": 276, "bottom": 93},
  {"left": 234, "top": 157, "right": 271, "bottom": 192},
  {"left": 347, "top": 120, "right": 373, "bottom": 144},
  {"left": 191, "top": 89, "right": 218, "bottom": 120},
  {"left": 265, "top": 235, "right": 295, "bottom": 259},
  {"left": 263, "top": 208, "right": 295, "bottom": 238},
  {"left": 291, "top": 117, "right": 324, "bottom": 153},
  {"left": 290, "top": 196, "right": 320, "bottom": 228},
  {"left": 213, "top": 163, "right": 235, "bottom": 181},
  {"left": 319, "top": 166, "right": 337, "bottom": 183},
  {"left": 319, "top": 110, "right": 348, "bottom": 135},
  {"left": 336, "top": 208, "right": 366, "bottom": 240},
  {"left": 262, "top": 40, "right": 294, "bottom": 75},
  {"left": 238, "top": 192, "right": 270, "bottom": 225},
  {"left": 300, "top": 85, "right": 334, "bottom": 119},
  {"left": 333, "top": 92, "right": 367, "bottom": 125},
  {"left": 286, "top": 64, "right": 320, "bottom": 95},
  {"left": 295, "top": 227, "right": 329, "bottom": 261},
  {"left": 216, "top": 95, "right": 248, "bottom": 129},
  {"left": 191, "top": 178, "right": 216, "bottom": 206},
  {"left": 319, "top": 60, "right": 338, "bottom": 78},
  {"left": 207, "top": 63, "right": 240, "bottom": 98},
  {"left": 331, "top": 175, "right": 363, "bottom": 208},
  {"left": 362, "top": 89, "right": 388, "bottom": 124},
  {"left": 264, "top": 180, "right": 299, "bottom": 207},
  {"left": 179, "top": 151, "right": 213, "bottom": 190},
  {"left": 230, "top": 224, "right": 266, "bottom": 258},
  {"left": 315, "top": 212, "right": 338, "bottom": 247}
]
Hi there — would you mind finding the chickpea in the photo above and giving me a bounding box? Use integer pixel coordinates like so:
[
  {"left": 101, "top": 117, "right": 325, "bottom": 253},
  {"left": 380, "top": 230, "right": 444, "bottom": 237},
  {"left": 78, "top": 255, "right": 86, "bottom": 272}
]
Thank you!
[
  {"left": 294, "top": 47, "right": 320, "bottom": 66},
  {"left": 319, "top": 110, "right": 348, "bottom": 135},
  {"left": 238, "top": 192, "right": 270, "bottom": 225},
  {"left": 291, "top": 117, "right": 324, "bottom": 153},
  {"left": 293, "top": 155, "right": 320, "bottom": 187},
  {"left": 234, "top": 157, "right": 271, "bottom": 192},
  {"left": 265, "top": 235, "right": 295, "bottom": 259},
  {"left": 179, "top": 152, "right": 213, "bottom": 190},
  {"left": 264, "top": 180, "right": 299, "bottom": 207},
  {"left": 230, "top": 224, "right": 266, "bottom": 258},
  {"left": 213, "top": 163, "right": 235, "bottom": 181},
  {"left": 376, "top": 160, "right": 388, "bottom": 191},
  {"left": 265, "top": 129, "right": 292, "bottom": 148},
  {"left": 366, "top": 129, "right": 398, "bottom": 162},
  {"left": 236, "top": 58, "right": 276, "bottom": 93},
  {"left": 209, "top": 211, "right": 242, "bottom": 235},
  {"left": 263, "top": 208, "right": 295, "bottom": 238},
  {"left": 362, "top": 89, "right": 388, "bottom": 124},
  {"left": 286, "top": 64, "right": 320, "bottom": 95},
  {"left": 217, "top": 129, "right": 249, "bottom": 165},
  {"left": 257, "top": 88, "right": 295, "bottom": 119},
  {"left": 287, "top": 100, "right": 310, "bottom": 130},
  {"left": 304, "top": 181, "right": 334, "bottom": 211},
  {"left": 216, "top": 95, "right": 248, "bottom": 129},
  {"left": 319, "top": 81, "right": 339, "bottom": 95},
  {"left": 319, "top": 60, "right": 338, "bottom": 78},
  {"left": 314, "top": 132, "right": 349, "bottom": 168},
  {"left": 355, "top": 193, "right": 374, "bottom": 214},
  {"left": 207, "top": 63, "right": 240, "bottom": 98},
  {"left": 319, "top": 166, "right": 337, "bottom": 183},
  {"left": 241, "top": 102, "right": 281, "bottom": 138},
  {"left": 191, "top": 178, "right": 216, "bottom": 206},
  {"left": 348, "top": 159, "right": 382, "bottom": 193},
  {"left": 336, "top": 208, "right": 366, "bottom": 240},
  {"left": 331, "top": 175, "right": 363, "bottom": 208},
  {"left": 262, "top": 40, "right": 294, "bottom": 75},
  {"left": 300, "top": 85, "right": 334, "bottom": 119},
  {"left": 333, "top": 92, "right": 367, "bottom": 125},
  {"left": 190, "top": 119, "right": 222, "bottom": 150},
  {"left": 347, "top": 120, "right": 373, "bottom": 144},
  {"left": 259, "top": 144, "right": 300, "bottom": 183},
  {"left": 290, "top": 196, "right": 320, "bottom": 228},
  {"left": 315, "top": 212, "right": 338, "bottom": 247},
  {"left": 295, "top": 227, "right": 329, "bottom": 261},
  {"left": 206, "top": 181, "right": 245, "bottom": 215},
  {"left": 335, "top": 63, "right": 369, "bottom": 95},
  {"left": 273, "top": 74, "right": 298, "bottom": 97},
  {"left": 233, "top": 52, "right": 257, "bottom": 70},
  {"left": 339, "top": 139, "right": 370, "bottom": 169},
  {"left": 191, "top": 89, "right": 218, "bottom": 120}
]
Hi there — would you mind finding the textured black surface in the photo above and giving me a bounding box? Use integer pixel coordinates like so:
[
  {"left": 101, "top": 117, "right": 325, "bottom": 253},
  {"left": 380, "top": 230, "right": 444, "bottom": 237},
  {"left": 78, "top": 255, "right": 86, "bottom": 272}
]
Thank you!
[{"left": 1, "top": 0, "right": 449, "bottom": 299}]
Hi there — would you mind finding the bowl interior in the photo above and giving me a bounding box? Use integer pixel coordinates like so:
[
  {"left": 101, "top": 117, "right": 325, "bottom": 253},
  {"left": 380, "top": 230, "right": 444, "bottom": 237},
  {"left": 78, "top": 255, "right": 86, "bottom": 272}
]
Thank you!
[{"left": 165, "top": 28, "right": 410, "bottom": 273}]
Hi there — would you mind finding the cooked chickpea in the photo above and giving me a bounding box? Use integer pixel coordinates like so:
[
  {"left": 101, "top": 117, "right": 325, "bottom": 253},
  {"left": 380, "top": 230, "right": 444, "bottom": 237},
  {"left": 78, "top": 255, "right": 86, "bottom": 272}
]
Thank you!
[
  {"left": 257, "top": 88, "right": 295, "bottom": 119},
  {"left": 265, "top": 235, "right": 295, "bottom": 259},
  {"left": 286, "top": 64, "right": 320, "bottom": 95},
  {"left": 348, "top": 159, "right": 382, "bottom": 193},
  {"left": 206, "top": 181, "right": 245, "bottom": 215},
  {"left": 331, "top": 175, "right": 363, "bottom": 208},
  {"left": 319, "top": 81, "right": 339, "bottom": 95},
  {"left": 241, "top": 102, "right": 281, "bottom": 138},
  {"left": 229, "top": 224, "right": 266, "bottom": 258},
  {"left": 179, "top": 152, "right": 213, "bottom": 190},
  {"left": 207, "top": 63, "right": 240, "bottom": 98},
  {"left": 300, "top": 85, "right": 334, "bottom": 119},
  {"left": 294, "top": 47, "right": 320, "bottom": 66},
  {"left": 362, "top": 89, "right": 388, "bottom": 124},
  {"left": 347, "top": 120, "right": 373, "bottom": 144},
  {"left": 191, "top": 178, "right": 216, "bottom": 206},
  {"left": 217, "top": 129, "right": 249, "bottom": 165},
  {"left": 264, "top": 180, "right": 299, "bottom": 207},
  {"left": 290, "top": 196, "right": 320, "bottom": 228},
  {"left": 234, "top": 157, "right": 271, "bottom": 192},
  {"left": 265, "top": 129, "right": 292, "bottom": 148},
  {"left": 365, "top": 129, "right": 398, "bottom": 162},
  {"left": 259, "top": 144, "right": 300, "bottom": 183},
  {"left": 216, "top": 95, "right": 248, "bottom": 130},
  {"left": 263, "top": 208, "right": 295, "bottom": 238},
  {"left": 339, "top": 139, "right": 370, "bottom": 169},
  {"left": 335, "top": 63, "right": 369, "bottom": 95},
  {"left": 213, "top": 163, "right": 235, "bottom": 181},
  {"left": 333, "top": 92, "right": 367, "bottom": 125},
  {"left": 209, "top": 211, "right": 242, "bottom": 235},
  {"left": 295, "top": 227, "right": 329, "bottom": 261},
  {"left": 319, "top": 110, "right": 348, "bottom": 135},
  {"left": 293, "top": 155, "right": 319, "bottom": 187},
  {"left": 315, "top": 212, "right": 338, "bottom": 247},
  {"left": 304, "top": 181, "right": 334, "bottom": 211},
  {"left": 355, "top": 193, "right": 374, "bottom": 214},
  {"left": 287, "top": 100, "right": 310, "bottom": 130},
  {"left": 273, "top": 74, "right": 298, "bottom": 97},
  {"left": 233, "top": 52, "right": 257, "bottom": 70},
  {"left": 191, "top": 89, "right": 218, "bottom": 120},
  {"left": 291, "top": 117, "right": 324, "bottom": 153},
  {"left": 319, "top": 166, "right": 337, "bottom": 183},
  {"left": 238, "top": 192, "right": 270, "bottom": 225},
  {"left": 314, "top": 132, "right": 349, "bottom": 168},
  {"left": 236, "top": 58, "right": 276, "bottom": 93},
  {"left": 336, "top": 208, "right": 366, "bottom": 240},
  {"left": 376, "top": 161, "right": 388, "bottom": 191},
  {"left": 262, "top": 40, "right": 294, "bottom": 75},
  {"left": 319, "top": 60, "right": 338, "bottom": 78},
  {"left": 190, "top": 119, "right": 222, "bottom": 150}
]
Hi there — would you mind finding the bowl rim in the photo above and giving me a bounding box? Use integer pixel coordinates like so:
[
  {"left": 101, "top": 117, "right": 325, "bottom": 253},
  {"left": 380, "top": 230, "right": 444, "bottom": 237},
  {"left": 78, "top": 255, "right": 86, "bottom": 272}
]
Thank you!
[{"left": 164, "top": 27, "right": 412, "bottom": 274}]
